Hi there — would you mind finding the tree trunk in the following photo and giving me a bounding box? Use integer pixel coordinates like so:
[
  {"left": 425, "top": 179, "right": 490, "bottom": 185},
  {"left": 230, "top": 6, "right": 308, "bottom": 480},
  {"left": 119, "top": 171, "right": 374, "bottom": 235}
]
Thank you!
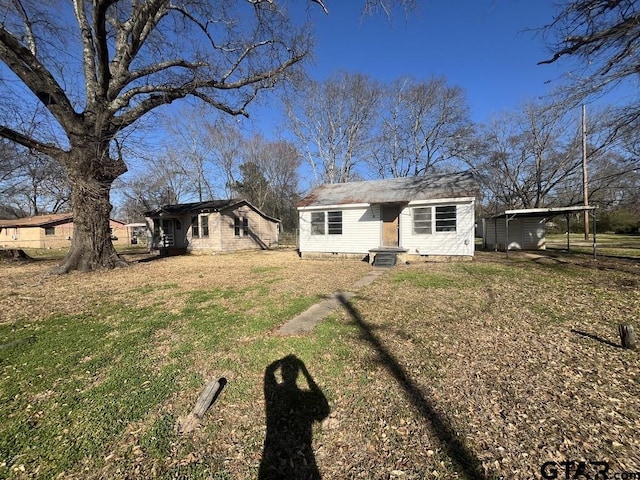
[{"left": 53, "top": 148, "right": 128, "bottom": 273}]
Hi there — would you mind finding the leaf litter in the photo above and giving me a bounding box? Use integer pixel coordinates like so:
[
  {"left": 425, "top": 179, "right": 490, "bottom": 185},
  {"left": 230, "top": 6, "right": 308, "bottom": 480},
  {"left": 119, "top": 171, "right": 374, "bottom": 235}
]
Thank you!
[{"left": 1, "top": 249, "right": 639, "bottom": 479}]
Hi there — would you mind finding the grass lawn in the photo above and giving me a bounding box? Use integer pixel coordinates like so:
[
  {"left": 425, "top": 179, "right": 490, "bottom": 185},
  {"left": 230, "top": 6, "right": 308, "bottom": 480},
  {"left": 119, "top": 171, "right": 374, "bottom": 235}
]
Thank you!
[
  {"left": 1, "top": 248, "right": 639, "bottom": 479},
  {"left": 547, "top": 233, "right": 640, "bottom": 259}
]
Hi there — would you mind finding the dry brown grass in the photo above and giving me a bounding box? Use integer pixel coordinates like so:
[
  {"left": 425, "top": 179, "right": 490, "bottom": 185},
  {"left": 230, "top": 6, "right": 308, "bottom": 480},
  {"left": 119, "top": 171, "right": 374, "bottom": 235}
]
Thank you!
[
  {"left": 1, "top": 249, "right": 639, "bottom": 479},
  {"left": 0, "top": 249, "right": 370, "bottom": 324},
  {"left": 320, "top": 252, "right": 640, "bottom": 479}
]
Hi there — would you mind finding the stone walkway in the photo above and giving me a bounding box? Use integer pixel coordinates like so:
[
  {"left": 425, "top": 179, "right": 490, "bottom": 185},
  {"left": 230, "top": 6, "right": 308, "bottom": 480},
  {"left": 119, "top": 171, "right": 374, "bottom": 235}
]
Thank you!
[{"left": 277, "top": 268, "right": 386, "bottom": 335}]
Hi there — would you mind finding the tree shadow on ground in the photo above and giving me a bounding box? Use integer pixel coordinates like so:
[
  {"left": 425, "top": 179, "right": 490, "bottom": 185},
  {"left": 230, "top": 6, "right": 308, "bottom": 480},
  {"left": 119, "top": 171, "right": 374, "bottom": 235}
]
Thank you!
[
  {"left": 259, "top": 354, "right": 330, "bottom": 480},
  {"left": 529, "top": 249, "right": 640, "bottom": 275},
  {"left": 336, "top": 293, "right": 486, "bottom": 480},
  {"left": 132, "top": 253, "right": 169, "bottom": 263},
  {"left": 571, "top": 329, "right": 623, "bottom": 349}
]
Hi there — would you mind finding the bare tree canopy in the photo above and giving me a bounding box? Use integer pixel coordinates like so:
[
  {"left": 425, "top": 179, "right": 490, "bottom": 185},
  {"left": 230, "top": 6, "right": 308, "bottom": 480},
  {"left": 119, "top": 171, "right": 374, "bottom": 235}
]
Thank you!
[
  {"left": 0, "top": 0, "right": 313, "bottom": 272},
  {"left": 232, "top": 134, "right": 300, "bottom": 230},
  {"left": 371, "top": 76, "right": 473, "bottom": 178},
  {"left": 468, "top": 102, "right": 583, "bottom": 211},
  {"left": 286, "top": 71, "right": 382, "bottom": 184},
  {"left": 541, "top": 0, "right": 640, "bottom": 126}
]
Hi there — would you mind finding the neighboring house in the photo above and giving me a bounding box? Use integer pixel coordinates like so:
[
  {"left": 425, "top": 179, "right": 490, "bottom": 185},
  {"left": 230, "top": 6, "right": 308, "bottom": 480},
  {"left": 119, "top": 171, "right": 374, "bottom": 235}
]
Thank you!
[
  {"left": 297, "top": 171, "right": 481, "bottom": 262},
  {"left": 144, "top": 199, "right": 279, "bottom": 255},
  {"left": 0, "top": 213, "right": 128, "bottom": 249}
]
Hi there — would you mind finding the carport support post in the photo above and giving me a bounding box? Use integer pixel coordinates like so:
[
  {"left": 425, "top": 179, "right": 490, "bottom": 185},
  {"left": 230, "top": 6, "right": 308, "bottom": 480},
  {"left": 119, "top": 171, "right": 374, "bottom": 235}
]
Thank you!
[
  {"left": 565, "top": 213, "right": 570, "bottom": 252},
  {"left": 505, "top": 215, "right": 510, "bottom": 259},
  {"left": 591, "top": 210, "right": 597, "bottom": 258},
  {"left": 505, "top": 214, "right": 516, "bottom": 259}
]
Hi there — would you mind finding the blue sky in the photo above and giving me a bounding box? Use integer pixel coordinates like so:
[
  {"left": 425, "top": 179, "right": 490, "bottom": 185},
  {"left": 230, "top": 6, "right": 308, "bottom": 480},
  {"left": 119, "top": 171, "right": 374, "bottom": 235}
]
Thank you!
[{"left": 248, "top": 0, "right": 571, "bottom": 133}]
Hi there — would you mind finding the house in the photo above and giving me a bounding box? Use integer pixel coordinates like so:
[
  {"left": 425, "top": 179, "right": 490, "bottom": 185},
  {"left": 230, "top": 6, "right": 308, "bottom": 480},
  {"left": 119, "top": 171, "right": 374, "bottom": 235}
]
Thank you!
[
  {"left": 482, "top": 206, "right": 597, "bottom": 254},
  {"left": 144, "top": 199, "right": 279, "bottom": 255},
  {"left": 0, "top": 213, "right": 129, "bottom": 249},
  {"left": 296, "top": 172, "right": 481, "bottom": 262}
]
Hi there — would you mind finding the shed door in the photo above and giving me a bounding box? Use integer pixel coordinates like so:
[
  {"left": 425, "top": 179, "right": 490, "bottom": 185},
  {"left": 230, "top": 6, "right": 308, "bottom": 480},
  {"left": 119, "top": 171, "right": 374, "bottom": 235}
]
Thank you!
[{"left": 381, "top": 205, "right": 400, "bottom": 247}]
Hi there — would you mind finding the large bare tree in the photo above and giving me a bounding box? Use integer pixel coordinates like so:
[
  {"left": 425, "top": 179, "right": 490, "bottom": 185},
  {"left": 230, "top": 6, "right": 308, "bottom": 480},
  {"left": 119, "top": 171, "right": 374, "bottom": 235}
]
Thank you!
[
  {"left": 285, "top": 71, "right": 382, "bottom": 184},
  {"left": 370, "top": 76, "right": 473, "bottom": 178},
  {"left": 0, "top": 0, "right": 311, "bottom": 272},
  {"left": 469, "top": 102, "right": 583, "bottom": 211},
  {"left": 540, "top": 0, "right": 640, "bottom": 130}
]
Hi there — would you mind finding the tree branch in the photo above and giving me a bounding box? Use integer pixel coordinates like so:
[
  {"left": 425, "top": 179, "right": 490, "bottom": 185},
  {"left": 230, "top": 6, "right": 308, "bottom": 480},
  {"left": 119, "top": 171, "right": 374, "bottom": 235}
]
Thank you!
[
  {"left": 111, "top": 51, "right": 305, "bottom": 130},
  {"left": 72, "top": 0, "right": 99, "bottom": 105},
  {"left": 11, "top": 0, "right": 37, "bottom": 56},
  {"left": 0, "top": 26, "right": 80, "bottom": 131},
  {"left": 108, "top": 58, "right": 206, "bottom": 103},
  {"left": 93, "top": 0, "right": 118, "bottom": 97},
  {"left": 109, "top": 0, "right": 168, "bottom": 90},
  {"left": 0, "top": 125, "right": 65, "bottom": 159}
]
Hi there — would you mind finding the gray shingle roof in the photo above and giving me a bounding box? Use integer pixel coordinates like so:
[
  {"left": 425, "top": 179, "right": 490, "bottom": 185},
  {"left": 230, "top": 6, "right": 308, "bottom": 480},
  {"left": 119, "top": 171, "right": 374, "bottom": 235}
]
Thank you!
[
  {"left": 144, "top": 199, "right": 238, "bottom": 217},
  {"left": 144, "top": 199, "right": 280, "bottom": 223},
  {"left": 297, "top": 171, "right": 480, "bottom": 207}
]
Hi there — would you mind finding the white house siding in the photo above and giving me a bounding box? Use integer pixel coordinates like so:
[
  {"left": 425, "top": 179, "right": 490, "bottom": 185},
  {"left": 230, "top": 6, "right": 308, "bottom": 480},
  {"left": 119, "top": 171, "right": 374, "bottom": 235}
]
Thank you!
[
  {"left": 401, "top": 201, "right": 475, "bottom": 256},
  {"left": 483, "top": 217, "right": 546, "bottom": 251},
  {"left": 299, "top": 205, "right": 381, "bottom": 254}
]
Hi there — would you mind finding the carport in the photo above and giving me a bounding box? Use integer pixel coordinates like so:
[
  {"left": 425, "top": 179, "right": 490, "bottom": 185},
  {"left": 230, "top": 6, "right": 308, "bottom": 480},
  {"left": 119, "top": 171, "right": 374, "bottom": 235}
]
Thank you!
[{"left": 483, "top": 206, "right": 598, "bottom": 258}]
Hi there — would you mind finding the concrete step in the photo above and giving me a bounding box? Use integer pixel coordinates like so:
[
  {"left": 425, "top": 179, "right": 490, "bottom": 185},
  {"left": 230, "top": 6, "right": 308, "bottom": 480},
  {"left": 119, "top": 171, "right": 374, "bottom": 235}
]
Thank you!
[{"left": 372, "top": 252, "right": 397, "bottom": 267}]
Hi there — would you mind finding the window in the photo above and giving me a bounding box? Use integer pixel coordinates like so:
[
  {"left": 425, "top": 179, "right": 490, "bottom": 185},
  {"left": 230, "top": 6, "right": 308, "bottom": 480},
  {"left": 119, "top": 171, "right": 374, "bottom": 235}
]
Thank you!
[
  {"left": 191, "top": 216, "right": 199, "bottom": 238},
  {"left": 327, "top": 211, "right": 342, "bottom": 235},
  {"left": 413, "top": 207, "right": 432, "bottom": 234},
  {"left": 175, "top": 220, "right": 182, "bottom": 231},
  {"left": 234, "top": 217, "right": 249, "bottom": 237},
  {"left": 311, "top": 212, "right": 325, "bottom": 235},
  {"left": 200, "top": 215, "right": 209, "bottom": 237},
  {"left": 44, "top": 226, "right": 55, "bottom": 236},
  {"left": 435, "top": 205, "right": 457, "bottom": 232}
]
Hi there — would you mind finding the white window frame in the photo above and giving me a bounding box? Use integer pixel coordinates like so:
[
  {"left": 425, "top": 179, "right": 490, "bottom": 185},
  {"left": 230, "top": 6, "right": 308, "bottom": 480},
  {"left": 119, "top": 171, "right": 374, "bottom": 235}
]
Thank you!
[
  {"left": 413, "top": 207, "right": 432, "bottom": 235},
  {"left": 412, "top": 205, "right": 457, "bottom": 234},
  {"left": 310, "top": 212, "right": 325, "bottom": 235}
]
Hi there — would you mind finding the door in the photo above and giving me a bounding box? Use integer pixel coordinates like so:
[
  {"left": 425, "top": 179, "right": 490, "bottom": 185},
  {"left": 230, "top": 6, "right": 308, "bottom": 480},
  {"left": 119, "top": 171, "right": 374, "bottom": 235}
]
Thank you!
[
  {"left": 381, "top": 205, "right": 400, "bottom": 247},
  {"left": 161, "top": 219, "right": 174, "bottom": 246}
]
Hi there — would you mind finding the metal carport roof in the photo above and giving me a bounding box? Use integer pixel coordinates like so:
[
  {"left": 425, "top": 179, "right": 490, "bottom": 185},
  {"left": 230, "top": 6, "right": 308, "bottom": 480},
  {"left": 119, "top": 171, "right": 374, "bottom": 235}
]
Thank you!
[{"left": 486, "top": 205, "right": 598, "bottom": 258}]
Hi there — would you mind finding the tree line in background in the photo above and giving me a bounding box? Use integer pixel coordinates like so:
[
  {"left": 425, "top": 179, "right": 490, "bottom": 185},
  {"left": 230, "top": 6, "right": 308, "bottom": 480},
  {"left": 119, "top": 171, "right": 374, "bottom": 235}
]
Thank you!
[
  {"left": 2, "top": 70, "right": 639, "bottom": 234},
  {"left": 0, "top": 138, "right": 70, "bottom": 218},
  {"left": 113, "top": 111, "right": 301, "bottom": 232},
  {"left": 1, "top": 0, "right": 639, "bottom": 273}
]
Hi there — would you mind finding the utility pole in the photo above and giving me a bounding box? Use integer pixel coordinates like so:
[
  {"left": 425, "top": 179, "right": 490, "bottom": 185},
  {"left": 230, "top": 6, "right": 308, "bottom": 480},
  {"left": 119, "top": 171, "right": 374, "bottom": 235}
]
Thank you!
[{"left": 582, "top": 104, "right": 590, "bottom": 240}]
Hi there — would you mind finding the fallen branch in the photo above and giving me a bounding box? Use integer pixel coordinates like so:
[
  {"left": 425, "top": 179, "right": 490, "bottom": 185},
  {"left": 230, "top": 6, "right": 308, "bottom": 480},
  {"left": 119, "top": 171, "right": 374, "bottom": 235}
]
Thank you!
[
  {"left": 193, "top": 377, "right": 227, "bottom": 418},
  {"left": 176, "top": 377, "right": 227, "bottom": 434}
]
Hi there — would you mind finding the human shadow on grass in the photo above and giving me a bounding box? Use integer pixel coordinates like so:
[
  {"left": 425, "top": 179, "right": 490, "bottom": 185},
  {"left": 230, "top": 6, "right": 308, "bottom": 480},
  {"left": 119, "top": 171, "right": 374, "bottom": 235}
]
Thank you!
[
  {"left": 259, "top": 355, "right": 330, "bottom": 480},
  {"left": 336, "top": 293, "right": 486, "bottom": 480}
]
